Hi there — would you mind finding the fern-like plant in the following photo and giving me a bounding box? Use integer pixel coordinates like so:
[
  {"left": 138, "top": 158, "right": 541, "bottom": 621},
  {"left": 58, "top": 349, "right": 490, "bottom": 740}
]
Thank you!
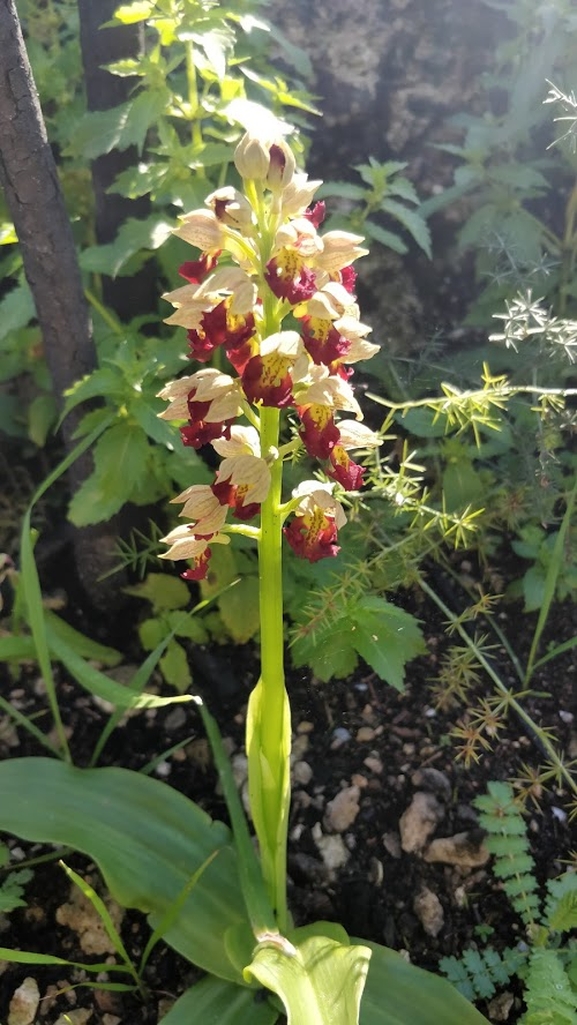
[{"left": 440, "top": 782, "right": 577, "bottom": 1023}]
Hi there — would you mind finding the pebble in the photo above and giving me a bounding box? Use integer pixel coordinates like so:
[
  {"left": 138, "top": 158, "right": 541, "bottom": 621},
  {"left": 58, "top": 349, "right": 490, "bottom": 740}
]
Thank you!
[
  {"left": 297, "top": 721, "right": 314, "bottom": 733},
  {"left": 488, "top": 991, "right": 515, "bottom": 1022},
  {"left": 399, "top": 791, "right": 445, "bottom": 853},
  {"left": 324, "top": 785, "right": 361, "bottom": 833},
  {"left": 312, "top": 822, "right": 350, "bottom": 872},
  {"left": 292, "top": 760, "right": 313, "bottom": 786},
  {"left": 356, "top": 726, "right": 376, "bottom": 743},
  {"left": 363, "top": 754, "right": 383, "bottom": 774},
  {"left": 56, "top": 883, "right": 124, "bottom": 956},
  {"left": 331, "top": 727, "right": 352, "bottom": 749},
  {"left": 411, "top": 767, "right": 451, "bottom": 802},
  {"left": 382, "top": 831, "right": 402, "bottom": 859},
  {"left": 164, "top": 706, "right": 186, "bottom": 731},
  {"left": 413, "top": 887, "right": 444, "bottom": 937},
  {"left": 7, "top": 978, "right": 40, "bottom": 1025},
  {"left": 423, "top": 830, "right": 490, "bottom": 868}
]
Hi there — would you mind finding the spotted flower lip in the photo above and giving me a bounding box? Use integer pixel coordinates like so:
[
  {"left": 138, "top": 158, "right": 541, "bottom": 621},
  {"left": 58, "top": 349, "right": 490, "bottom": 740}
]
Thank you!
[{"left": 290, "top": 480, "right": 347, "bottom": 529}]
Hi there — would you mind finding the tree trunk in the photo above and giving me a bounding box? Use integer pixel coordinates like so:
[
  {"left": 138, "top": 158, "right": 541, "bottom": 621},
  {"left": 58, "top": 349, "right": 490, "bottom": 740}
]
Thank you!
[{"left": 0, "top": 0, "right": 121, "bottom": 609}]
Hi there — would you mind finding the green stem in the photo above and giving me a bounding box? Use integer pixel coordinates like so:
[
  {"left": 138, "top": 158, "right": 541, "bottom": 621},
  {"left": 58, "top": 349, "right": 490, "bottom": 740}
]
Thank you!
[{"left": 252, "top": 404, "right": 291, "bottom": 930}]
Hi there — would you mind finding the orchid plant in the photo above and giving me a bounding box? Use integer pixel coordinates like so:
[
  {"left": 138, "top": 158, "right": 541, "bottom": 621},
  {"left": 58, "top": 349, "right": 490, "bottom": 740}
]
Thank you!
[
  {"left": 157, "top": 112, "right": 380, "bottom": 930},
  {"left": 0, "top": 116, "right": 490, "bottom": 1025}
]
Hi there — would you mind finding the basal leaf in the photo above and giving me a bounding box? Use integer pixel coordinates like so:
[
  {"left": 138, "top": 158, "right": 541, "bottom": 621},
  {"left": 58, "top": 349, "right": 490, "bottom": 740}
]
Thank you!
[
  {"left": 0, "top": 759, "right": 247, "bottom": 981},
  {"left": 160, "top": 975, "right": 278, "bottom": 1025},
  {"left": 358, "top": 940, "right": 489, "bottom": 1025}
]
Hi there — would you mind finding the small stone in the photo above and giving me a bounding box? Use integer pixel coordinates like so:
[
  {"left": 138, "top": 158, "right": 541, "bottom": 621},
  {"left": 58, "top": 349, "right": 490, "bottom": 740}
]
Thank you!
[
  {"left": 382, "top": 831, "right": 402, "bottom": 858},
  {"left": 351, "top": 773, "right": 368, "bottom": 788},
  {"left": 413, "top": 887, "right": 444, "bottom": 937},
  {"left": 399, "top": 791, "right": 445, "bottom": 853},
  {"left": 324, "top": 785, "right": 361, "bottom": 832},
  {"left": 8, "top": 977, "right": 40, "bottom": 1025},
  {"left": 488, "top": 991, "right": 515, "bottom": 1022},
  {"left": 165, "top": 706, "right": 186, "bottom": 731},
  {"left": 331, "top": 727, "right": 351, "bottom": 749},
  {"left": 297, "top": 720, "right": 314, "bottom": 733},
  {"left": 312, "top": 822, "right": 350, "bottom": 872},
  {"left": 56, "top": 881, "right": 124, "bottom": 956},
  {"left": 102, "top": 1016, "right": 122, "bottom": 1025},
  {"left": 356, "top": 726, "right": 376, "bottom": 743},
  {"left": 423, "top": 830, "right": 490, "bottom": 868},
  {"left": 292, "top": 760, "right": 313, "bottom": 786},
  {"left": 291, "top": 734, "right": 309, "bottom": 760},
  {"left": 363, "top": 754, "right": 383, "bottom": 774},
  {"left": 411, "top": 767, "right": 451, "bottom": 802}
]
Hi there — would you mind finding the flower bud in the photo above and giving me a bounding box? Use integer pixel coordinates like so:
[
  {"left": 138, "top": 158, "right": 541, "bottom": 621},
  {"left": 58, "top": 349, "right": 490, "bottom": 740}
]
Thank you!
[
  {"left": 234, "top": 132, "right": 271, "bottom": 181},
  {"left": 266, "top": 141, "right": 296, "bottom": 194},
  {"left": 206, "top": 187, "right": 254, "bottom": 233}
]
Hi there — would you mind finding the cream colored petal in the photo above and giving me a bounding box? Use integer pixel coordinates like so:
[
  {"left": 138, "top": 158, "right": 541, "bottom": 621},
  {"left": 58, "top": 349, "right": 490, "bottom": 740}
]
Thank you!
[
  {"left": 172, "top": 209, "right": 223, "bottom": 250},
  {"left": 337, "top": 420, "right": 381, "bottom": 449},
  {"left": 217, "top": 454, "right": 271, "bottom": 503},
  {"left": 212, "top": 425, "right": 261, "bottom": 458}
]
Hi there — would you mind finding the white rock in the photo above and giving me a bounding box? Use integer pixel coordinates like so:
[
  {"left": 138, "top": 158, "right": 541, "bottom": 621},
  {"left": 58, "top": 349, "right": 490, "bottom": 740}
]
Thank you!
[
  {"left": 399, "top": 791, "right": 444, "bottom": 853},
  {"left": 292, "top": 760, "right": 313, "bottom": 786},
  {"left": 413, "top": 887, "right": 444, "bottom": 937},
  {"left": 312, "top": 822, "right": 350, "bottom": 872},
  {"left": 8, "top": 977, "right": 40, "bottom": 1025},
  {"left": 423, "top": 831, "right": 490, "bottom": 868},
  {"left": 324, "top": 785, "right": 361, "bottom": 833}
]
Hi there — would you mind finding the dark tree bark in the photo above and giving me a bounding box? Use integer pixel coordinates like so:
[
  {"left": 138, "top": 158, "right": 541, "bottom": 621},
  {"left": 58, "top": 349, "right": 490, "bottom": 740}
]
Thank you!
[
  {"left": 77, "top": 0, "right": 160, "bottom": 320},
  {"left": 0, "top": 0, "right": 122, "bottom": 609}
]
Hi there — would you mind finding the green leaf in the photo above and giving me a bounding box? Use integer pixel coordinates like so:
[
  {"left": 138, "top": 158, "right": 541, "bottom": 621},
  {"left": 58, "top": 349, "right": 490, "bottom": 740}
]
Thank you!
[
  {"left": 47, "top": 630, "right": 194, "bottom": 711},
  {"left": 27, "top": 392, "right": 57, "bottom": 446},
  {"left": 364, "top": 220, "right": 408, "bottom": 254},
  {"left": 80, "top": 215, "right": 173, "bottom": 276},
  {"left": 112, "top": 0, "right": 154, "bottom": 23},
  {"left": 124, "top": 573, "right": 190, "bottom": 613},
  {"left": 160, "top": 639, "right": 192, "bottom": 692},
  {"left": 358, "top": 940, "right": 489, "bottom": 1024},
  {"left": 378, "top": 199, "right": 432, "bottom": 257},
  {"left": 291, "top": 615, "right": 359, "bottom": 682},
  {"left": 0, "top": 758, "right": 247, "bottom": 982},
  {"left": 68, "top": 423, "right": 151, "bottom": 526},
  {"left": 349, "top": 597, "right": 425, "bottom": 691},
  {"left": 0, "top": 635, "right": 37, "bottom": 661},
  {"left": 245, "top": 928, "right": 370, "bottom": 1025},
  {"left": 160, "top": 976, "right": 278, "bottom": 1025},
  {"left": 0, "top": 869, "right": 33, "bottom": 913},
  {"left": 521, "top": 564, "right": 546, "bottom": 612},
  {"left": 45, "top": 610, "right": 122, "bottom": 666},
  {"left": 219, "top": 575, "right": 260, "bottom": 644},
  {"left": 0, "top": 281, "right": 35, "bottom": 342}
]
